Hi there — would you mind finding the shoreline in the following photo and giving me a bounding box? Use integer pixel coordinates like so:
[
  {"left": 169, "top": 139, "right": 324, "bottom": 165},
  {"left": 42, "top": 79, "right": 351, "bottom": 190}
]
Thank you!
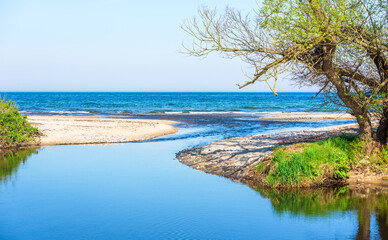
[
  {"left": 15, "top": 111, "right": 355, "bottom": 148},
  {"left": 176, "top": 123, "right": 388, "bottom": 188},
  {"left": 27, "top": 115, "right": 179, "bottom": 146}
]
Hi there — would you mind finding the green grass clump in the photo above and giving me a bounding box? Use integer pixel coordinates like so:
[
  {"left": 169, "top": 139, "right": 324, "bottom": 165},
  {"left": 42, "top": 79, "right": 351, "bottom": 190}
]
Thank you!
[
  {"left": 257, "top": 135, "right": 359, "bottom": 188},
  {"left": 360, "top": 144, "right": 388, "bottom": 172},
  {"left": 0, "top": 98, "right": 39, "bottom": 148}
]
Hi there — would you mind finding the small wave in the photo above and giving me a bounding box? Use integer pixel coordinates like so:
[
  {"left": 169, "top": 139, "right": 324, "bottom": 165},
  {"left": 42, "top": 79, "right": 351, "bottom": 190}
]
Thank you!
[
  {"left": 187, "top": 111, "right": 268, "bottom": 115},
  {"left": 87, "top": 110, "right": 105, "bottom": 114},
  {"left": 188, "top": 111, "right": 234, "bottom": 115},
  {"left": 116, "top": 111, "right": 133, "bottom": 114},
  {"left": 164, "top": 111, "right": 184, "bottom": 114},
  {"left": 241, "top": 106, "right": 259, "bottom": 110},
  {"left": 146, "top": 111, "right": 186, "bottom": 114},
  {"left": 48, "top": 110, "right": 90, "bottom": 114},
  {"left": 142, "top": 111, "right": 266, "bottom": 115}
]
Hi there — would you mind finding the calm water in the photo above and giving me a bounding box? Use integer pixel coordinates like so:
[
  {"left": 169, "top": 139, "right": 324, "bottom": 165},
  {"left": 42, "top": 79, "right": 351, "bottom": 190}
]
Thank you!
[
  {"left": 1, "top": 92, "right": 386, "bottom": 239},
  {"left": 0, "top": 144, "right": 387, "bottom": 240}
]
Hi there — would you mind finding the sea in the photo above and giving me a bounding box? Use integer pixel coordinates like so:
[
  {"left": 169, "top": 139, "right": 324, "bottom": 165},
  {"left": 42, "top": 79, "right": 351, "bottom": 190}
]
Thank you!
[{"left": 6, "top": 92, "right": 339, "bottom": 115}]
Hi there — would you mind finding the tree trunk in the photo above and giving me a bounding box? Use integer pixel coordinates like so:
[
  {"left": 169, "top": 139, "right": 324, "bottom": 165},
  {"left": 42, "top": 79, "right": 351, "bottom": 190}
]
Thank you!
[
  {"left": 355, "top": 201, "right": 371, "bottom": 240},
  {"left": 355, "top": 111, "right": 373, "bottom": 142},
  {"left": 331, "top": 86, "right": 374, "bottom": 153},
  {"left": 377, "top": 212, "right": 388, "bottom": 240},
  {"left": 354, "top": 111, "right": 374, "bottom": 155},
  {"left": 317, "top": 40, "right": 374, "bottom": 148},
  {"left": 377, "top": 104, "right": 388, "bottom": 146}
]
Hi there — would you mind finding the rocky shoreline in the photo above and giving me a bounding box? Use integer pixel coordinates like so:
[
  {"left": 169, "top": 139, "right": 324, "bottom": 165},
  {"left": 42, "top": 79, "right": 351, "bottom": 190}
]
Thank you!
[{"left": 176, "top": 123, "right": 388, "bottom": 187}]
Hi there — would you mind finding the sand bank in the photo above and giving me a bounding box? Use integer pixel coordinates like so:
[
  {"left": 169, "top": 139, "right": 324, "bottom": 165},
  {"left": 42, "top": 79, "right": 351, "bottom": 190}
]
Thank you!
[
  {"left": 176, "top": 123, "right": 388, "bottom": 187},
  {"left": 260, "top": 112, "right": 355, "bottom": 120},
  {"left": 177, "top": 123, "right": 359, "bottom": 181},
  {"left": 28, "top": 115, "right": 179, "bottom": 146}
]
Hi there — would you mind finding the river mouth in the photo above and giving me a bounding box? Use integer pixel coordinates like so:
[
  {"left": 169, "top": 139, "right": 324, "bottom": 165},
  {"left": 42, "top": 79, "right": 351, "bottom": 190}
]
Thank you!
[{"left": 135, "top": 113, "right": 355, "bottom": 145}]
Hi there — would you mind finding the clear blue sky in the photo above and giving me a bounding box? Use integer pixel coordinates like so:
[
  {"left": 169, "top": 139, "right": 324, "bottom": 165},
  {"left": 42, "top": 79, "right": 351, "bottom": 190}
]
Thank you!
[{"left": 0, "top": 0, "right": 317, "bottom": 92}]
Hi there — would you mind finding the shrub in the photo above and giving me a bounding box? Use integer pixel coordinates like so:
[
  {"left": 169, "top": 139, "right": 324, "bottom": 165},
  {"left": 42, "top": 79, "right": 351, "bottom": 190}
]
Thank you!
[{"left": 0, "top": 98, "right": 39, "bottom": 148}]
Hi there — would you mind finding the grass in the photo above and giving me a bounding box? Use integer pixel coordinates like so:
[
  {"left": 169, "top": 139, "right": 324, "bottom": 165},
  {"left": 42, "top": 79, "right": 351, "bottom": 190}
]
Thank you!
[
  {"left": 0, "top": 98, "right": 40, "bottom": 148},
  {"left": 255, "top": 134, "right": 388, "bottom": 188}
]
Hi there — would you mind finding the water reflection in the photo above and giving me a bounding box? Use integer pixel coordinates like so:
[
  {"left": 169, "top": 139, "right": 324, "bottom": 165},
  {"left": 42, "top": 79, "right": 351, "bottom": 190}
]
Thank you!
[
  {"left": 0, "top": 148, "right": 39, "bottom": 182},
  {"left": 257, "top": 186, "right": 388, "bottom": 240}
]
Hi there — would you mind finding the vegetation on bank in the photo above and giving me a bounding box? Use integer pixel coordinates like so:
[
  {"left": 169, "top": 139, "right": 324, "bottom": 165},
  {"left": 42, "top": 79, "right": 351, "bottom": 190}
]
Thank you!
[
  {"left": 0, "top": 148, "right": 38, "bottom": 182},
  {"left": 0, "top": 99, "right": 40, "bottom": 148},
  {"left": 255, "top": 135, "right": 388, "bottom": 188},
  {"left": 257, "top": 186, "right": 388, "bottom": 218},
  {"left": 256, "top": 186, "right": 388, "bottom": 239}
]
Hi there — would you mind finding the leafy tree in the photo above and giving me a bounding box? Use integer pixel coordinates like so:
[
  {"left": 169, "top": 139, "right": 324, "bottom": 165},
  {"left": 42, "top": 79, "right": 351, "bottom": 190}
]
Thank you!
[{"left": 182, "top": 0, "right": 388, "bottom": 151}]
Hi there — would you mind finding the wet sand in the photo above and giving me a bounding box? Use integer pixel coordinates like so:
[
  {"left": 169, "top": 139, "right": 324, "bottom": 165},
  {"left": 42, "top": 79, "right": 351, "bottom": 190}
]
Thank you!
[{"left": 28, "top": 115, "right": 179, "bottom": 146}]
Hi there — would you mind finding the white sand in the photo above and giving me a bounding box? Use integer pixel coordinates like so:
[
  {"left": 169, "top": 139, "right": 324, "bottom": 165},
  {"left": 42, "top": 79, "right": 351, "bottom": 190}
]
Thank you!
[
  {"left": 260, "top": 112, "right": 355, "bottom": 119},
  {"left": 28, "top": 115, "right": 179, "bottom": 146}
]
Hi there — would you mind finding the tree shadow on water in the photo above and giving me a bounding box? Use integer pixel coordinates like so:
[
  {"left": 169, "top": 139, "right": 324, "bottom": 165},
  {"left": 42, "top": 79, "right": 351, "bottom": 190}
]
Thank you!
[
  {"left": 257, "top": 186, "right": 388, "bottom": 240},
  {"left": 0, "top": 148, "right": 39, "bottom": 183}
]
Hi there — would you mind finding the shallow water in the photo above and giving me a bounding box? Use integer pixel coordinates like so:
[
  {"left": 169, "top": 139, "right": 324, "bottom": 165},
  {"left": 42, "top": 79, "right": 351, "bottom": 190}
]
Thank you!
[
  {"left": 1, "top": 138, "right": 387, "bottom": 239},
  {"left": 138, "top": 113, "right": 354, "bottom": 146}
]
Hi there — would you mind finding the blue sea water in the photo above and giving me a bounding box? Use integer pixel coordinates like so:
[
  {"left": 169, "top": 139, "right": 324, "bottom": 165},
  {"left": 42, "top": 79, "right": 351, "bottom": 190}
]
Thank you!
[{"left": 5, "top": 92, "right": 341, "bottom": 115}]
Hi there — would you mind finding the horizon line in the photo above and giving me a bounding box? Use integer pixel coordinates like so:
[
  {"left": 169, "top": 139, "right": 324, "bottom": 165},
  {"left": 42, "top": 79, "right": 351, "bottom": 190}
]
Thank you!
[{"left": 2, "top": 91, "right": 321, "bottom": 93}]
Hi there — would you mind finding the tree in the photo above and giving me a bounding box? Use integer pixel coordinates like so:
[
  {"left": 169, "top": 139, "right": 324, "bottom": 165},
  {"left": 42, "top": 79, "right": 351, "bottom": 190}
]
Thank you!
[{"left": 182, "top": 0, "right": 388, "bottom": 150}]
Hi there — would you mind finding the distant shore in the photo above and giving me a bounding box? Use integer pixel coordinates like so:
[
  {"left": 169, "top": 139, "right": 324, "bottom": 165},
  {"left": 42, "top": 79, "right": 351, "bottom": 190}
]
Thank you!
[
  {"left": 28, "top": 115, "right": 179, "bottom": 146},
  {"left": 259, "top": 112, "right": 355, "bottom": 120}
]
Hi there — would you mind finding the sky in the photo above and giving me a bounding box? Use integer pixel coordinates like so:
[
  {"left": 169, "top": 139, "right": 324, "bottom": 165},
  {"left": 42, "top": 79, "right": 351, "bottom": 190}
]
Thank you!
[{"left": 0, "top": 0, "right": 318, "bottom": 92}]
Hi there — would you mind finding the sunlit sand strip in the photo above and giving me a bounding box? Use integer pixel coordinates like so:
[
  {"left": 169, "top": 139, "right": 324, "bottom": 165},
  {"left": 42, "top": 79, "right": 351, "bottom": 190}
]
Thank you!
[
  {"left": 27, "top": 115, "right": 179, "bottom": 146},
  {"left": 260, "top": 112, "right": 355, "bottom": 120}
]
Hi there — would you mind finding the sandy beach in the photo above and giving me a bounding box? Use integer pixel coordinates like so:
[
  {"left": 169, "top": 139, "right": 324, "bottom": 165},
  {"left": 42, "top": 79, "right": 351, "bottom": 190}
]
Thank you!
[{"left": 28, "top": 115, "right": 179, "bottom": 146}]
